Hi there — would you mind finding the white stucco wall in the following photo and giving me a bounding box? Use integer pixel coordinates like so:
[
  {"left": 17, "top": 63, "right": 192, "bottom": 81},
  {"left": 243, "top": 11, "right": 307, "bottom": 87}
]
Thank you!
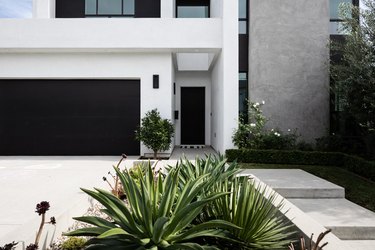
[
  {"left": 210, "top": 0, "right": 238, "bottom": 154},
  {"left": 33, "top": 0, "right": 55, "bottom": 18},
  {"left": 174, "top": 71, "right": 211, "bottom": 146},
  {"left": 210, "top": 0, "right": 223, "bottom": 18},
  {"left": 0, "top": 52, "right": 174, "bottom": 156},
  {"left": 0, "top": 18, "right": 222, "bottom": 52}
]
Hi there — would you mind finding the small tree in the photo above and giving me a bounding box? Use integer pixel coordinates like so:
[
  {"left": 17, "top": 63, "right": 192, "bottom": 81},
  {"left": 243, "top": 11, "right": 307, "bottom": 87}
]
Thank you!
[
  {"left": 136, "top": 109, "right": 174, "bottom": 159},
  {"left": 330, "top": 0, "right": 375, "bottom": 134}
]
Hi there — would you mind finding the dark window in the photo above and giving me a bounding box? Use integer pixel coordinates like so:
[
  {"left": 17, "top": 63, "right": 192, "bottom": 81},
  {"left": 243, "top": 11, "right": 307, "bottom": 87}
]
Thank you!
[
  {"left": 85, "top": 0, "right": 135, "bottom": 17},
  {"left": 176, "top": 0, "right": 210, "bottom": 18},
  {"left": 239, "top": 72, "right": 248, "bottom": 117},
  {"left": 239, "top": 0, "right": 248, "bottom": 34}
]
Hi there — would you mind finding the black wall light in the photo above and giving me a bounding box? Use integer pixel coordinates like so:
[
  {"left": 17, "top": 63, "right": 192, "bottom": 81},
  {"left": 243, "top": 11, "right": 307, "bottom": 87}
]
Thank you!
[{"left": 153, "top": 75, "right": 159, "bottom": 89}]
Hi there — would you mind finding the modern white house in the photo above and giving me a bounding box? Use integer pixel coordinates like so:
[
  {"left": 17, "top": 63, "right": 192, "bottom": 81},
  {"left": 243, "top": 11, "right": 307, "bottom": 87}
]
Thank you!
[{"left": 0, "top": 0, "right": 350, "bottom": 156}]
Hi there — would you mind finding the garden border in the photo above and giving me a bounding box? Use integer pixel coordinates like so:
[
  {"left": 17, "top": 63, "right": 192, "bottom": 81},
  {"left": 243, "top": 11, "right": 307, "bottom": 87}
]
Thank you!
[{"left": 226, "top": 149, "right": 375, "bottom": 181}]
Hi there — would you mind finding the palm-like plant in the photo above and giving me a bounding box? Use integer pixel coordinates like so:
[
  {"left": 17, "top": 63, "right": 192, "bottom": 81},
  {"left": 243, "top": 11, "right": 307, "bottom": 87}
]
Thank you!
[
  {"left": 175, "top": 155, "right": 294, "bottom": 249},
  {"left": 65, "top": 163, "right": 240, "bottom": 249}
]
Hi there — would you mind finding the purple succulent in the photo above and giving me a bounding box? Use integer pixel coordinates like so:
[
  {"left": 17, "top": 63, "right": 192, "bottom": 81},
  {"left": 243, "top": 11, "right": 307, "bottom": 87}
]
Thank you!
[
  {"left": 0, "top": 242, "right": 18, "bottom": 250},
  {"left": 35, "top": 201, "right": 50, "bottom": 215},
  {"left": 26, "top": 244, "right": 38, "bottom": 250},
  {"left": 49, "top": 217, "right": 56, "bottom": 225}
]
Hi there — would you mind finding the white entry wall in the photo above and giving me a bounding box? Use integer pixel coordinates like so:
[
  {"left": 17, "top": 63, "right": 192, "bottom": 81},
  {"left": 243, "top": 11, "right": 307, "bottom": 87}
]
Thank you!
[
  {"left": 0, "top": 52, "right": 174, "bottom": 156},
  {"left": 174, "top": 71, "right": 211, "bottom": 146}
]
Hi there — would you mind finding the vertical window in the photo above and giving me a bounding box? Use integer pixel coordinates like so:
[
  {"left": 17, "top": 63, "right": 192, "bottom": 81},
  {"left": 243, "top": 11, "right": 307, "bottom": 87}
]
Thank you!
[
  {"left": 85, "top": 0, "right": 135, "bottom": 17},
  {"left": 239, "top": 72, "right": 248, "bottom": 117},
  {"left": 176, "top": 0, "right": 210, "bottom": 18},
  {"left": 239, "top": 0, "right": 248, "bottom": 34},
  {"left": 329, "top": 0, "right": 352, "bottom": 34}
]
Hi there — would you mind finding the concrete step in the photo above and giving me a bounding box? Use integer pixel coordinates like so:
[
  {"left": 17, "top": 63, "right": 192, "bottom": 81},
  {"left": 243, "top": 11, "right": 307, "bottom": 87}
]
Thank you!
[
  {"left": 344, "top": 240, "right": 375, "bottom": 250},
  {"left": 241, "top": 169, "right": 345, "bottom": 198},
  {"left": 289, "top": 198, "right": 375, "bottom": 240}
]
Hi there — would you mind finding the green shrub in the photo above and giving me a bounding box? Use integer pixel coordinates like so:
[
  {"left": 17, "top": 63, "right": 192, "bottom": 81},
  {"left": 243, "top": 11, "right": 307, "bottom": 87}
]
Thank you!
[
  {"left": 135, "top": 109, "right": 174, "bottom": 159},
  {"left": 225, "top": 149, "right": 375, "bottom": 182},
  {"left": 261, "top": 130, "right": 298, "bottom": 150},
  {"left": 233, "top": 101, "right": 298, "bottom": 150},
  {"left": 61, "top": 237, "right": 86, "bottom": 250}
]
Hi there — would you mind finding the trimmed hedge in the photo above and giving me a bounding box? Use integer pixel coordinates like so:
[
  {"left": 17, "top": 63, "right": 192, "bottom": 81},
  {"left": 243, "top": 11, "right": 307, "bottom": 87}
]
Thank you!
[{"left": 226, "top": 149, "right": 375, "bottom": 182}]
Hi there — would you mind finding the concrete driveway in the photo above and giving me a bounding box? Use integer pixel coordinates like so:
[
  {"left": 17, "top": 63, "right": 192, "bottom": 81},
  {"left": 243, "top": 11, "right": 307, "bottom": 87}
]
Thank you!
[{"left": 0, "top": 156, "right": 138, "bottom": 249}]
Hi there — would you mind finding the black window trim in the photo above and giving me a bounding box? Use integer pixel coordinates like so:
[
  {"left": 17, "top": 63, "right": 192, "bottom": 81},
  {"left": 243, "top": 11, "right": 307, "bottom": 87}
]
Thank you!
[
  {"left": 85, "top": 0, "right": 135, "bottom": 18},
  {"left": 239, "top": 0, "right": 249, "bottom": 35},
  {"left": 176, "top": 0, "right": 210, "bottom": 18}
]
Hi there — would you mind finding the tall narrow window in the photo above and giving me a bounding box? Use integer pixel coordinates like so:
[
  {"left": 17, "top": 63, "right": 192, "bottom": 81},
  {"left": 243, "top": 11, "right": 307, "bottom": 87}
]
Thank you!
[
  {"left": 176, "top": 0, "right": 210, "bottom": 18},
  {"left": 239, "top": 72, "right": 248, "bottom": 117},
  {"left": 85, "top": 0, "right": 135, "bottom": 17},
  {"left": 239, "top": 0, "right": 248, "bottom": 34}
]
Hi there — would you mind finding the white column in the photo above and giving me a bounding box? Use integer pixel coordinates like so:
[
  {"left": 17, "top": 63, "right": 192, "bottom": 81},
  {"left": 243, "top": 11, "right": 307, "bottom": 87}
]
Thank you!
[
  {"left": 221, "top": 0, "right": 238, "bottom": 152},
  {"left": 161, "top": 0, "right": 175, "bottom": 18},
  {"left": 33, "top": 0, "right": 55, "bottom": 18}
]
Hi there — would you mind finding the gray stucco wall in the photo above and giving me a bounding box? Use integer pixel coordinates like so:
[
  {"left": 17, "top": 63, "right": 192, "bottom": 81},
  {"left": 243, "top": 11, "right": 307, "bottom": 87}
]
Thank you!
[{"left": 249, "top": 0, "right": 330, "bottom": 142}]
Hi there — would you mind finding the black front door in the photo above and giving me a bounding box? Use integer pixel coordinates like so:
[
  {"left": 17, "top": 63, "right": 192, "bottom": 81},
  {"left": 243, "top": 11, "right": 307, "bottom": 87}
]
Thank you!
[{"left": 181, "top": 87, "right": 205, "bottom": 145}]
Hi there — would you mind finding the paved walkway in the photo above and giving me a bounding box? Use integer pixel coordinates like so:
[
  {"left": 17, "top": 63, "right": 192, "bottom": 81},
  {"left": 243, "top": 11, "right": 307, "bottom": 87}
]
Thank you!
[
  {"left": 2, "top": 155, "right": 374, "bottom": 250},
  {"left": 242, "top": 169, "right": 375, "bottom": 250}
]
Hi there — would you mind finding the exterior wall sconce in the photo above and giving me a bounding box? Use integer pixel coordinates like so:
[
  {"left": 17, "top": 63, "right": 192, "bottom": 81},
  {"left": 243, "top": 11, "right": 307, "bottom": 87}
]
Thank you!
[{"left": 153, "top": 75, "right": 159, "bottom": 89}]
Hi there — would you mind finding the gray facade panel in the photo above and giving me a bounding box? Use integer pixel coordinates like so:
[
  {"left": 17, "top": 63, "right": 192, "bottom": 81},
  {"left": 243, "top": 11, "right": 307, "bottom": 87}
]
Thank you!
[{"left": 249, "top": 0, "right": 330, "bottom": 142}]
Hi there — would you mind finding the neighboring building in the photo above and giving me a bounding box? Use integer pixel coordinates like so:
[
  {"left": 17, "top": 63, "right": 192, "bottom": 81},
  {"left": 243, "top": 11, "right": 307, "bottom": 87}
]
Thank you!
[{"left": 0, "top": 0, "right": 334, "bottom": 156}]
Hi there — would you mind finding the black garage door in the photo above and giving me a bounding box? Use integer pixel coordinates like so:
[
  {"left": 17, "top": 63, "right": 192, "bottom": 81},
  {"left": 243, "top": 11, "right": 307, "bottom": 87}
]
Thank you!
[{"left": 0, "top": 79, "right": 140, "bottom": 155}]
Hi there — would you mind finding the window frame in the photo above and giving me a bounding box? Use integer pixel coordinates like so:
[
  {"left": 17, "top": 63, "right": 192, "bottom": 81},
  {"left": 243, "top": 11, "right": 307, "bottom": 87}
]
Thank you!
[
  {"left": 238, "top": 0, "right": 249, "bottom": 35},
  {"left": 176, "top": 0, "right": 210, "bottom": 18},
  {"left": 329, "top": 0, "right": 358, "bottom": 34},
  {"left": 85, "top": 0, "right": 135, "bottom": 18}
]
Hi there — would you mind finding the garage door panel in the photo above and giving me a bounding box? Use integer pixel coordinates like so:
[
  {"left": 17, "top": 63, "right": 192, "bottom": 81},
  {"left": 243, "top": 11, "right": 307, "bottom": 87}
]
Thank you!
[{"left": 0, "top": 80, "right": 140, "bottom": 155}]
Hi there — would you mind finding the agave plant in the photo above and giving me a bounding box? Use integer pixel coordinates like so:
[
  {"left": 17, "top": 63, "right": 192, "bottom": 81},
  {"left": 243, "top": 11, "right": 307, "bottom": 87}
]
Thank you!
[
  {"left": 174, "top": 155, "right": 294, "bottom": 249},
  {"left": 65, "top": 162, "right": 240, "bottom": 249}
]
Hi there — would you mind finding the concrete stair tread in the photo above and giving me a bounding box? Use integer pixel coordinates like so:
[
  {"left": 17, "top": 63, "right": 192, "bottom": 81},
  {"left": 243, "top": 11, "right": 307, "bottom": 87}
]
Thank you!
[
  {"left": 344, "top": 240, "right": 375, "bottom": 250},
  {"left": 289, "top": 198, "right": 375, "bottom": 240},
  {"left": 241, "top": 169, "right": 345, "bottom": 198}
]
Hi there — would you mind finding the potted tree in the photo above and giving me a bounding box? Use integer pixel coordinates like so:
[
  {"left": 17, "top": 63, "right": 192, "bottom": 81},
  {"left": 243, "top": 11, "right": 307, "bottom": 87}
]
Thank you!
[{"left": 136, "top": 109, "right": 174, "bottom": 159}]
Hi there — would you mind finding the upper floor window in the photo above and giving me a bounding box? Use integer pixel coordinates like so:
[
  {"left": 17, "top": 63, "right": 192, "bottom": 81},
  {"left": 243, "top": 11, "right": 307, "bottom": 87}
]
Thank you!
[
  {"left": 330, "top": 0, "right": 352, "bottom": 34},
  {"left": 85, "top": 0, "right": 135, "bottom": 17},
  {"left": 176, "top": 0, "right": 210, "bottom": 18},
  {"left": 239, "top": 0, "right": 248, "bottom": 34}
]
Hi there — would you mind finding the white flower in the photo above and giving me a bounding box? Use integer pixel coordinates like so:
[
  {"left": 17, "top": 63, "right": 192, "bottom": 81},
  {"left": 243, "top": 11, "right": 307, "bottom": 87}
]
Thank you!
[
  {"left": 250, "top": 123, "right": 256, "bottom": 127},
  {"left": 274, "top": 132, "right": 281, "bottom": 137},
  {"left": 255, "top": 102, "right": 260, "bottom": 106},
  {"left": 287, "top": 129, "right": 291, "bottom": 132},
  {"left": 262, "top": 100, "right": 265, "bottom": 105},
  {"left": 271, "top": 129, "right": 274, "bottom": 132}
]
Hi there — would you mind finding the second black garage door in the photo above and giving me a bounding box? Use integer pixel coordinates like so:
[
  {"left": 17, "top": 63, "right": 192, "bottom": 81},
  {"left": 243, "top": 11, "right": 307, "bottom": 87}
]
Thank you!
[{"left": 0, "top": 79, "right": 140, "bottom": 155}]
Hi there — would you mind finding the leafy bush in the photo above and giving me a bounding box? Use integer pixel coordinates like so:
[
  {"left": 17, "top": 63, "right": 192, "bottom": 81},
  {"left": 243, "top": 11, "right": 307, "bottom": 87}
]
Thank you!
[
  {"left": 261, "top": 130, "right": 298, "bottom": 150},
  {"left": 316, "top": 134, "right": 374, "bottom": 160},
  {"left": 135, "top": 109, "right": 174, "bottom": 159},
  {"left": 225, "top": 149, "right": 375, "bottom": 182},
  {"left": 233, "top": 101, "right": 298, "bottom": 150},
  {"left": 65, "top": 162, "right": 239, "bottom": 249},
  {"left": 61, "top": 237, "right": 86, "bottom": 250}
]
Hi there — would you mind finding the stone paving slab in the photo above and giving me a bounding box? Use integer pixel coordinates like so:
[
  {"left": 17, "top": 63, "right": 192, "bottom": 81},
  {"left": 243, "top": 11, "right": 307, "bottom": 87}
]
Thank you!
[
  {"left": 344, "top": 240, "right": 375, "bottom": 250},
  {"left": 241, "top": 169, "right": 345, "bottom": 198},
  {"left": 289, "top": 198, "right": 375, "bottom": 240},
  {"left": 0, "top": 156, "right": 139, "bottom": 248}
]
